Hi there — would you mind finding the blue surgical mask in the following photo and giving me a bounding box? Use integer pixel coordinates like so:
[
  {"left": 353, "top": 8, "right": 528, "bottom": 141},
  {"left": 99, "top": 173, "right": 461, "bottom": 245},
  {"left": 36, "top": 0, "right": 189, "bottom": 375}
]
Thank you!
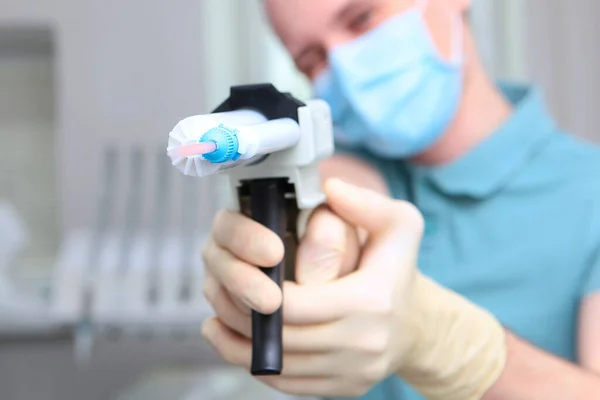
[{"left": 313, "top": 0, "right": 463, "bottom": 158}]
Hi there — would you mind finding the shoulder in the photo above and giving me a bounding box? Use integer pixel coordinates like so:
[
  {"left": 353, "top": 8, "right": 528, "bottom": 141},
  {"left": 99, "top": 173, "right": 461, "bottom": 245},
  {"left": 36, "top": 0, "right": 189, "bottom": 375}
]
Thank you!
[
  {"left": 547, "top": 132, "right": 600, "bottom": 165},
  {"left": 541, "top": 132, "right": 600, "bottom": 252},
  {"left": 556, "top": 136, "right": 600, "bottom": 297},
  {"left": 527, "top": 131, "right": 600, "bottom": 195},
  {"left": 515, "top": 131, "right": 600, "bottom": 292},
  {"left": 512, "top": 131, "right": 600, "bottom": 245}
]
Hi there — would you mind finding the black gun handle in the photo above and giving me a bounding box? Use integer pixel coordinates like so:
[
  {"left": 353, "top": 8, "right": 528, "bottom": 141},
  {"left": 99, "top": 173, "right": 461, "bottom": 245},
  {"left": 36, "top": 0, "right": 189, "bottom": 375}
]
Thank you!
[{"left": 248, "top": 178, "right": 287, "bottom": 375}]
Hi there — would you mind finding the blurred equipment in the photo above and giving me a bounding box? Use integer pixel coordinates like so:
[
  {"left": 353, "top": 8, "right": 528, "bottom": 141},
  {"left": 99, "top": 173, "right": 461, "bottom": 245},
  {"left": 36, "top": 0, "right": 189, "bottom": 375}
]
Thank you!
[
  {"left": 0, "top": 200, "right": 28, "bottom": 269},
  {"left": 50, "top": 146, "right": 212, "bottom": 365},
  {"left": 0, "top": 201, "right": 61, "bottom": 335}
]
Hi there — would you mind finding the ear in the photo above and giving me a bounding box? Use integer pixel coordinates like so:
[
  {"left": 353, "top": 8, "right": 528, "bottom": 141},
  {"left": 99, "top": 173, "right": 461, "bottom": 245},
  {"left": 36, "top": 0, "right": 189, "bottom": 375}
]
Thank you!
[
  {"left": 457, "top": 0, "right": 471, "bottom": 13},
  {"left": 444, "top": 0, "right": 471, "bottom": 13}
]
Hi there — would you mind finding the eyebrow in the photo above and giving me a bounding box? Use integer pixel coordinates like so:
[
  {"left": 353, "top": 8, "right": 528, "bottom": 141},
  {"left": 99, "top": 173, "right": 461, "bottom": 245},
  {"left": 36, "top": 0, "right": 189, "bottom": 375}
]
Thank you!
[{"left": 335, "top": 0, "right": 365, "bottom": 24}]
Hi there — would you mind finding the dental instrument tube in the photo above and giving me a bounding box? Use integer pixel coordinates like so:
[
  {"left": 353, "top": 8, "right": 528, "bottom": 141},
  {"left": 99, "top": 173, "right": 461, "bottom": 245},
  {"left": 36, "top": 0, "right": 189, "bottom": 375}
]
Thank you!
[
  {"left": 167, "top": 84, "right": 312, "bottom": 376},
  {"left": 248, "top": 178, "right": 287, "bottom": 375}
]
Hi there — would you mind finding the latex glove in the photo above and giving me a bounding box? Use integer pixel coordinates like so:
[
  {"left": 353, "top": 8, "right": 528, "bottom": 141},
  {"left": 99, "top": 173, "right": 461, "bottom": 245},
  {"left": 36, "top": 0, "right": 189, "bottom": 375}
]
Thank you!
[
  {"left": 295, "top": 203, "right": 360, "bottom": 284},
  {"left": 202, "top": 179, "right": 506, "bottom": 399}
]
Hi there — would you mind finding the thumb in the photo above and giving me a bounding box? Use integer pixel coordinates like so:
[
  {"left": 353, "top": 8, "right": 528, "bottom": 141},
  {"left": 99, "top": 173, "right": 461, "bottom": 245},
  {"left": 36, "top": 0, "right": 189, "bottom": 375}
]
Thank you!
[
  {"left": 295, "top": 205, "right": 360, "bottom": 285},
  {"left": 323, "top": 178, "right": 424, "bottom": 271}
]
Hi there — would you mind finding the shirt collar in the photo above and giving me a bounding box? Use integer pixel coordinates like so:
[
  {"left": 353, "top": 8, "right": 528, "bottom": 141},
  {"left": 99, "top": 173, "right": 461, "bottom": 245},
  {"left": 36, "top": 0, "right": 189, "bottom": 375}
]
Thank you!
[{"left": 408, "top": 82, "right": 558, "bottom": 199}]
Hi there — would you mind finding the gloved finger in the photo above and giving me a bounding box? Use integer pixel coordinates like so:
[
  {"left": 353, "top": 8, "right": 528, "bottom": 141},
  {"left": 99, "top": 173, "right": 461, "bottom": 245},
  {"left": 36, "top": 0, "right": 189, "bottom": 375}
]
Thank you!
[
  {"left": 295, "top": 205, "right": 359, "bottom": 284},
  {"left": 203, "top": 276, "right": 252, "bottom": 338},
  {"left": 257, "top": 376, "right": 363, "bottom": 398},
  {"left": 323, "top": 178, "right": 424, "bottom": 241},
  {"left": 295, "top": 205, "right": 320, "bottom": 241},
  {"left": 211, "top": 209, "right": 284, "bottom": 267},
  {"left": 281, "top": 319, "right": 357, "bottom": 353},
  {"left": 202, "top": 236, "right": 282, "bottom": 314},
  {"left": 203, "top": 318, "right": 348, "bottom": 389},
  {"left": 282, "top": 280, "right": 353, "bottom": 324},
  {"left": 323, "top": 178, "right": 424, "bottom": 276},
  {"left": 283, "top": 272, "right": 406, "bottom": 324},
  {"left": 204, "top": 272, "right": 251, "bottom": 316},
  {"left": 203, "top": 318, "right": 345, "bottom": 381},
  {"left": 202, "top": 317, "right": 251, "bottom": 368},
  {"left": 340, "top": 219, "right": 361, "bottom": 277}
]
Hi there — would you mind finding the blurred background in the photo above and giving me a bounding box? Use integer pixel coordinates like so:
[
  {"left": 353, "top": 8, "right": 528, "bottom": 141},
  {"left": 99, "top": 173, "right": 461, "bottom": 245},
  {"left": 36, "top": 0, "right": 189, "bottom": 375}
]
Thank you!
[{"left": 0, "top": 0, "right": 599, "bottom": 399}]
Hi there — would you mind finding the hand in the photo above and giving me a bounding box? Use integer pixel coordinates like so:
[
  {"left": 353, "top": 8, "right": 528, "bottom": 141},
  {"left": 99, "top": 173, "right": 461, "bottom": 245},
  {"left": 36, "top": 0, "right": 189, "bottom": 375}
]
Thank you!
[
  {"left": 201, "top": 178, "right": 425, "bottom": 397},
  {"left": 200, "top": 180, "right": 362, "bottom": 354}
]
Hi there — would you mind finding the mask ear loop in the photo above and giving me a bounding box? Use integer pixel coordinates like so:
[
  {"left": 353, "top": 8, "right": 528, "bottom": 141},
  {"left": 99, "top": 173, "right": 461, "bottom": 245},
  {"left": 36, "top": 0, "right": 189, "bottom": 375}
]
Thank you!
[
  {"left": 416, "top": 0, "right": 463, "bottom": 65},
  {"left": 448, "top": 11, "right": 464, "bottom": 65}
]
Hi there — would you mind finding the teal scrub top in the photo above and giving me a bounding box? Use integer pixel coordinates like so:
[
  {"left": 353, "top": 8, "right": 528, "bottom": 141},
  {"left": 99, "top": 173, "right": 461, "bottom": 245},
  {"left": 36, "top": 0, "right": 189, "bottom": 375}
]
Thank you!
[{"left": 330, "top": 82, "right": 600, "bottom": 400}]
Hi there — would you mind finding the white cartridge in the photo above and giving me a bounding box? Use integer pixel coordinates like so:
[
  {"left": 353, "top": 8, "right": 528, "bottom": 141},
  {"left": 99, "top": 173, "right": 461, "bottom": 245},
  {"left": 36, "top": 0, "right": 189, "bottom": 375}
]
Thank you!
[
  {"left": 196, "top": 109, "right": 267, "bottom": 127},
  {"left": 168, "top": 115, "right": 301, "bottom": 178},
  {"left": 235, "top": 118, "right": 301, "bottom": 160}
]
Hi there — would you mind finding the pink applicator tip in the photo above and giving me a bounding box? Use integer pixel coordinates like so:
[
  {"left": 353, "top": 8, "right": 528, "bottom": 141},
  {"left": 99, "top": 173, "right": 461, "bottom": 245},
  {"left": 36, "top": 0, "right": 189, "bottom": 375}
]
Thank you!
[{"left": 168, "top": 141, "right": 217, "bottom": 158}]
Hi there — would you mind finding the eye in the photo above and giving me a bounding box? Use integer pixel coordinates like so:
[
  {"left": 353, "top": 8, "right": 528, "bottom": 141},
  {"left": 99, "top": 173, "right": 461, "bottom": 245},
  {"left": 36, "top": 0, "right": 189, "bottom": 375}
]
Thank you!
[{"left": 349, "top": 9, "right": 374, "bottom": 32}]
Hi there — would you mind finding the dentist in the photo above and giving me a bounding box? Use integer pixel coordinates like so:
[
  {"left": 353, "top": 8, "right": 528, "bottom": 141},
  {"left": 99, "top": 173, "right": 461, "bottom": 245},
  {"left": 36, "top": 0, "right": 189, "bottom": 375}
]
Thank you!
[{"left": 201, "top": 0, "right": 600, "bottom": 399}]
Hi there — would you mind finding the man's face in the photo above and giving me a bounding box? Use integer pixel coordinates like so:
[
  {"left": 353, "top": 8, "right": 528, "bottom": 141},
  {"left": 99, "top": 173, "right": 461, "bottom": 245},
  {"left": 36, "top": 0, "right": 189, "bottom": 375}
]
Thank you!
[{"left": 265, "top": 0, "right": 470, "bottom": 80}]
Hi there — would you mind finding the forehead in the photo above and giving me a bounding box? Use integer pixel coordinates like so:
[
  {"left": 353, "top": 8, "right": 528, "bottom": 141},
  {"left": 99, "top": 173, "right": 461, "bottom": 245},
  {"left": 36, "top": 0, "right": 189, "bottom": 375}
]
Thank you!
[{"left": 265, "top": 0, "right": 352, "bottom": 52}]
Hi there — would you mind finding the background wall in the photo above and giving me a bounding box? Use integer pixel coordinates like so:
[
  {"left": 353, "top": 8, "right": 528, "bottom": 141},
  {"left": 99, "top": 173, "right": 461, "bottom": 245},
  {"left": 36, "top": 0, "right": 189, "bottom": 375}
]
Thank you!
[
  {"left": 524, "top": 0, "right": 600, "bottom": 143},
  {"left": 471, "top": 0, "right": 600, "bottom": 143}
]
